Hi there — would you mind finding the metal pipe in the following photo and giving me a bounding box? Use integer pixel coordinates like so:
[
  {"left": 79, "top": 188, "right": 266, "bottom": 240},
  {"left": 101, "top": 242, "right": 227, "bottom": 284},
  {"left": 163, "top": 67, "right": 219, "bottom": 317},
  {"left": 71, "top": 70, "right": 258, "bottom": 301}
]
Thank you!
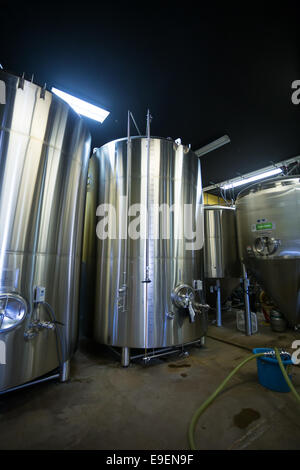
[
  {"left": 143, "top": 110, "right": 152, "bottom": 356},
  {"left": 107, "top": 338, "right": 204, "bottom": 363},
  {"left": 142, "top": 349, "right": 184, "bottom": 362},
  {"left": 107, "top": 345, "right": 121, "bottom": 357},
  {"left": 144, "top": 109, "right": 151, "bottom": 284},
  {"left": 129, "top": 111, "right": 141, "bottom": 136},
  {"left": 0, "top": 373, "right": 60, "bottom": 395},
  {"left": 130, "top": 339, "right": 203, "bottom": 360},
  {"left": 195, "top": 135, "right": 230, "bottom": 158},
  {"left": 107, "top": 345, "right": 175, "bottom": 361},
  {"left": 203, "top": 155, "right": 300, "bottom": 192},
  {"left": 216, "top": 279, "right": 222, "bottom": 327},
  {"left": 119, "top": 111, "right": 132, "bottom": 312},
  {"left": 242, "top": 263, "right": 252, "bottom": 336},
  {"left": 121, "top": 347, "right": 130, "bottom": 367},
  {"left": 130, "top": 347, "right": 175, "bottom": 360},
  {"left": 180, "top": 339, "right": 204, "bottom": 347}
]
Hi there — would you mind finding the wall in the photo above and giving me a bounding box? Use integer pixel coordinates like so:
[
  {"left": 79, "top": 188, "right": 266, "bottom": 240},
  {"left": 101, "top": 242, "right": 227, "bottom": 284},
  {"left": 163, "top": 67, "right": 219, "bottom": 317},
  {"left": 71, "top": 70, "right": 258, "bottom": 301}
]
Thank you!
[{"left": 203, "top": 192, "right": 226, "bottom": 205}]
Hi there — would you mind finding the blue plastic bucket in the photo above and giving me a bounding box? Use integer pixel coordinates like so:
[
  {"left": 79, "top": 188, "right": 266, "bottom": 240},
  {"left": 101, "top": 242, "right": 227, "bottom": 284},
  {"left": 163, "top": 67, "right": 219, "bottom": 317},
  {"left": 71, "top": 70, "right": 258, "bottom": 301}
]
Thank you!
[{"left": 253, "top": 347, "right": 293, "bottom": 393}]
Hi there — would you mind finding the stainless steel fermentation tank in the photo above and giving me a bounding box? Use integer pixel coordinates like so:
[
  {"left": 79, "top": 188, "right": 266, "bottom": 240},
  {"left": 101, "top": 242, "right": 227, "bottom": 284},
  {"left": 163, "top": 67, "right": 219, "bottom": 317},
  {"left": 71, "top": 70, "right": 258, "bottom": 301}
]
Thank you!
[
  {"left": 88, "top": 136, "right": 207, "bottom": 363},
  {"left": 236, "top": 176, "right": 300, "bottom": 326},
  {"left": 0, "top": 70, "right": 91, "bottom": 392},
  {"left": 204, "top": 205, "right": 241, "bottom": 326}
]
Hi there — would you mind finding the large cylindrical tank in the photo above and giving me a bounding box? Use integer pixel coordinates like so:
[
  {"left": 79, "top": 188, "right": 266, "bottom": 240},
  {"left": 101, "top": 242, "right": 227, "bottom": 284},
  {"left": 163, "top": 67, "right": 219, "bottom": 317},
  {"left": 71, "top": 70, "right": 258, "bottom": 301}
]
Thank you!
[
  {"left": 0, "top": 71, "right": 91, "bottom": 391},
  {"left": 236, "top": 176, "right": 300, "bottom": 326},
  {"left": 88, "top": 136, "right": 207, "bottom": 349},
  {"left": 204, "top": 205, "right": 241, "bottom": 304}
]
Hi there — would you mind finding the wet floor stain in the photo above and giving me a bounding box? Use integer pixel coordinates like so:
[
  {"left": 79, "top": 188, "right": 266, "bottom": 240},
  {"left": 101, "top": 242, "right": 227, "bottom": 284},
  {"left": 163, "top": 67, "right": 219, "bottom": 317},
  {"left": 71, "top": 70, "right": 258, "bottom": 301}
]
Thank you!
[
  {"left": 70, "top": 377, "right": 93, "bottom": 384},
  {"left": 233, "top": 408, "right": 261, "bottom": 429},
  {"left": 180, "top": 373, "right": 188, "bottom": 378},
  {"left": 168, "top": 363, "right": 191, "bottom": 369}
]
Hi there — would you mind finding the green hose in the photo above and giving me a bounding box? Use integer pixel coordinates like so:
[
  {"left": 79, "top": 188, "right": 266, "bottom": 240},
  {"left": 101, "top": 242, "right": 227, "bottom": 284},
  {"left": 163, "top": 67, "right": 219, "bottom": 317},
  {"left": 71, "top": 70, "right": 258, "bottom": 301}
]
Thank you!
[{"left": 188, "top": 349, "right": 300, "bottom": 450}]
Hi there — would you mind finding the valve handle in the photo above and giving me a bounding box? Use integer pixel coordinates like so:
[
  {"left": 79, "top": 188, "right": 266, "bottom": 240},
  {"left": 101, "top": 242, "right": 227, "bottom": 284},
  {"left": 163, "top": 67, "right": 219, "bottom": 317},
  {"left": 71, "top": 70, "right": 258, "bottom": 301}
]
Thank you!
[{"left": 188, "top": 301, "right": 196, "bottom": 323}]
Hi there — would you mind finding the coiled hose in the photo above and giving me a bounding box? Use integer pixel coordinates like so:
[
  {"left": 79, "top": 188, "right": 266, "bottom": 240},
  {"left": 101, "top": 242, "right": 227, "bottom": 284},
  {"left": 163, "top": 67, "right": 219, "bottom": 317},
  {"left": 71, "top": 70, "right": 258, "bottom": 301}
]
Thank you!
[{"left": 188, "top": 347, "right": 300, "bottom": 450}]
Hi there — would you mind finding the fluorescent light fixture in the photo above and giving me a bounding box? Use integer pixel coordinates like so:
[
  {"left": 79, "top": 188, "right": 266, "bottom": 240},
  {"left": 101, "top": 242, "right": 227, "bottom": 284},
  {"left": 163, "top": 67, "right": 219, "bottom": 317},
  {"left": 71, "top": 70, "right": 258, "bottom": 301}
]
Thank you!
[
  {"left": 51, "top": 87, "right": 109, "bottom": 123},
  {"left": 221, "top": 168, "right": 282, "bottom": 190},
  {"left": 195, "top": 135, "right": 231, "bottom": 157}
]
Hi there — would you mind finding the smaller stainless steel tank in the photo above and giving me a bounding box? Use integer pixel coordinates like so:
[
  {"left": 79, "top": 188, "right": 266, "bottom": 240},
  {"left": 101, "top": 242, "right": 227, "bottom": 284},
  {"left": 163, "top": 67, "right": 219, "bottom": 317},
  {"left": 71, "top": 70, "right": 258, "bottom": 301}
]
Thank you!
[
  {"left": 236, "top": 176, "right": 300, "bottom": 326},
  {"left": 204, "top": 205, "right": 241, "bottom": 324}
]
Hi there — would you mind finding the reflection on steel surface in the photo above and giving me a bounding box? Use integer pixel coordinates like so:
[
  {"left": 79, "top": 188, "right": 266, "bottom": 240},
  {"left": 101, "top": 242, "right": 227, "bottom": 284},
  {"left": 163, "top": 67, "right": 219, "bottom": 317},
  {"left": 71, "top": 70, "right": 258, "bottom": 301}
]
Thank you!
[{"left": 0, "top": 70, "right": 91, "bottom": 391}]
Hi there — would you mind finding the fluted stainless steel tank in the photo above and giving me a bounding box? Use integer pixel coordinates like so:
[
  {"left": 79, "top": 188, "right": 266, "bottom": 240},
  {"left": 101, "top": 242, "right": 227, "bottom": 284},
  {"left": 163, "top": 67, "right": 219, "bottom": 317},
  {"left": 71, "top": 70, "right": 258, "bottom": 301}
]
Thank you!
[
  {"left": 236, "top": 176, "right": 300, "bottom": 326},
  {"left": 0, "top": 70, "right": 91, "bottom": 392},
  {"left": 88, "top": 136, "right": 207, "bottom": 354}
]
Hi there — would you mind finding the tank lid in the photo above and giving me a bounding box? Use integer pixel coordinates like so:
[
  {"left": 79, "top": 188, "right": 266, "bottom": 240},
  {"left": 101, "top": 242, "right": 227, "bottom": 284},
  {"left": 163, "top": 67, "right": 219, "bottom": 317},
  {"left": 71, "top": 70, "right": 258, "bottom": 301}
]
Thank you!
[
  {"left": 204, "top": 204, "right": 235, "bottom": 210},
  {"left": 94, "top": 135, "right": 194, "bottom": 151},
  {"left": 236, "top": 175, "right": 300, "bottom": 199}
]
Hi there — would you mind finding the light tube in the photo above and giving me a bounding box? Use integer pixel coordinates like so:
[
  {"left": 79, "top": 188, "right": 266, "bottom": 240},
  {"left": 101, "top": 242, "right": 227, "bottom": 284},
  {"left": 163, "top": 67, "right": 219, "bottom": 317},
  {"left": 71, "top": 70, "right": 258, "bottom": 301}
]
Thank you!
[
  {"left": 195, "top": 135, "right": 231, "bottom": 157},
  {"left": 51, "top": 87, "right": 110, "bottom": 123},
  {"left": 221, "top": 168, "right": 282, "bottom": 190}
]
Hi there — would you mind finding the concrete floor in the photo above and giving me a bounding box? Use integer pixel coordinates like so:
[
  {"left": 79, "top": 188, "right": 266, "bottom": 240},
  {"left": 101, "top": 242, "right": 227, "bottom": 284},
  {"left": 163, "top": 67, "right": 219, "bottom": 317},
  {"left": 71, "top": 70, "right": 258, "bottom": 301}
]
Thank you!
[{"left": 0, "top": 310, "right": 300, "bottom": 450}]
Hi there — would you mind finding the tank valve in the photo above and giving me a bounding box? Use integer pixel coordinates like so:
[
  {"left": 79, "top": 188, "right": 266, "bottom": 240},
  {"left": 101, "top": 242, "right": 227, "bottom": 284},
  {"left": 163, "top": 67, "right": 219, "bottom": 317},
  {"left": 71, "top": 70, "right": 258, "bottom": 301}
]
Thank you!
[
  {"left": 37, "top": 321, "right": 55, "bottom": 330},
  {"left": 188, "top": 301, "right": 196, "bottom": 323},
  {"left": 194, "top": 303, "right": 210, "bottom": 314},
  {"left": 24, "top": 320, "right": 55, "bottom": 340},
  {"left": 24, "top": 327, "right": 38, "bottom": 340},
  {"left": 166, "top": 311, "right": 175, "bottom": 320},
  {"left": 171, "top": 284, "right": 198, "bottom": 322}
]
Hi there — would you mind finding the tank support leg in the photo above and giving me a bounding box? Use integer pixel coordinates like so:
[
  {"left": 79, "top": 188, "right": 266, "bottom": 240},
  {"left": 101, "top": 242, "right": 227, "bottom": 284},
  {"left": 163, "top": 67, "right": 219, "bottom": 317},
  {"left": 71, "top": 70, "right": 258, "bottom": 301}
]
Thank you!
[
  {"left": 60, "top": 360, "right": 70, "bottom": 382},
  {"left": 242, "top": 264, "right": 252, "bottom": 336},
  {"left": 121, "top": 347, "right": 130, "bottom": 367},
  {"left": 200, "top": 336, "right": 206, "bottom": 346},
  {"left": 216, "top": 279, "right": 222, "bottom": 327}
]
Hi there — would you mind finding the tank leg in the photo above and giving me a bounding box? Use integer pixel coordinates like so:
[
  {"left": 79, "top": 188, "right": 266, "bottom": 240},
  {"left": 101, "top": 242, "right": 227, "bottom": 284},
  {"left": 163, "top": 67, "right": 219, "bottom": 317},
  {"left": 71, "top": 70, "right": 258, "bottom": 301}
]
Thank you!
[
  {"left": 60, "top": 360, "right": 70, "bottom": 382},
  {"left": 242, "top": 264, "right": 252, "bottom": 336},
  {"left": 121, "top": 347, "right": 130, "bottom": 367},
  {"left": 200, "top": 336, "right": 206, "bottom": 346},
  {"left": 216, "top": 279, "right": 222, "bottom": 327}
]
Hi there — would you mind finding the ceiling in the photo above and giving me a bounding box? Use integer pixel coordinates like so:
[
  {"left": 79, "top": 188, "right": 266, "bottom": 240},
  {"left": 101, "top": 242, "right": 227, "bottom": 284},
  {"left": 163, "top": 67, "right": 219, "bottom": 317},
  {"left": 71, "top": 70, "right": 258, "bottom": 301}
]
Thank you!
[{"left": 1, "top": 2, "right": 299, "bottom": 186}]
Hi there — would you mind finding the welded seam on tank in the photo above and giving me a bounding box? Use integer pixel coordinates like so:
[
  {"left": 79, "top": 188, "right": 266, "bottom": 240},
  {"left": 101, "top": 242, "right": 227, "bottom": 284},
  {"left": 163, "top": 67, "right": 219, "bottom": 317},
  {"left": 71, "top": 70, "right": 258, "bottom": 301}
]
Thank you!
[
  {"left": 122, "top": 112, "right": 131, "bottom": 313},
  {"left": 144, "top": 110, "right": 152, "bottom": 354},
  {"left": 0, "top": 126, "right": 86, "bottom": 163},
  {"left": 20, "top": 88, "right": 43, "bottom": 313}
]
